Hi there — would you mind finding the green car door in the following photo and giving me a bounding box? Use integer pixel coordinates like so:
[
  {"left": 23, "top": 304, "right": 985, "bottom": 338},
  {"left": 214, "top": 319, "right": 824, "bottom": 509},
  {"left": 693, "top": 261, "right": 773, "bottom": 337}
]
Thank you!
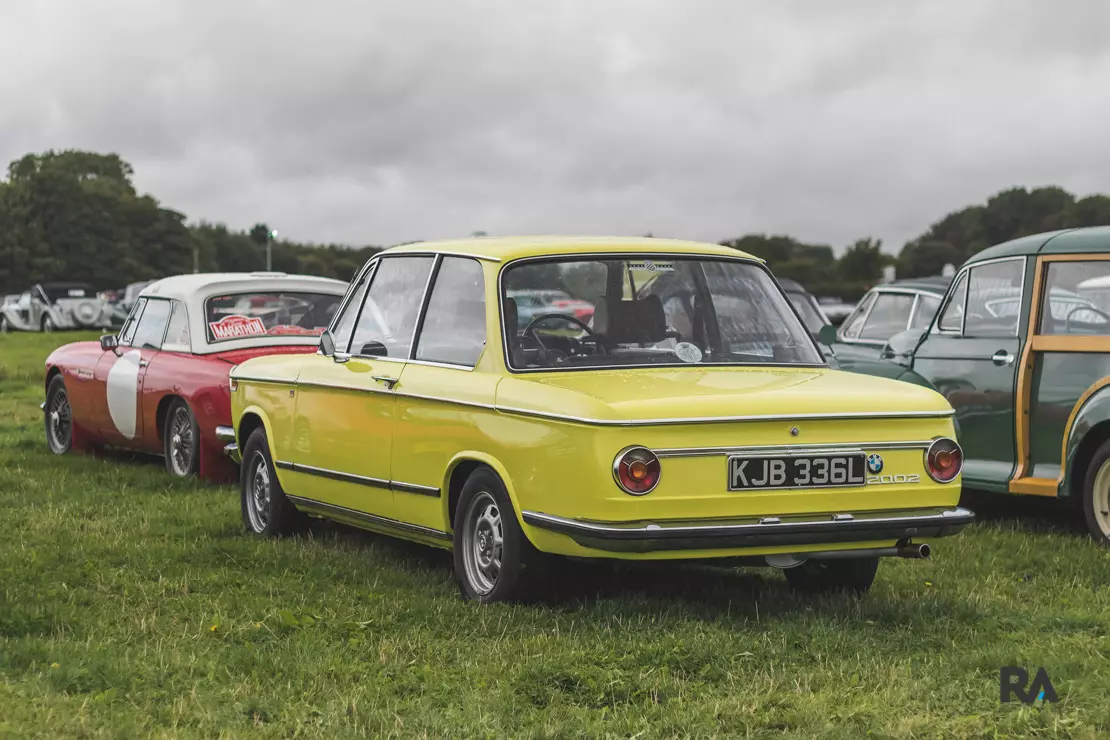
[{"left": 910, "top": 257, "right": 1027, "bottom": 491}]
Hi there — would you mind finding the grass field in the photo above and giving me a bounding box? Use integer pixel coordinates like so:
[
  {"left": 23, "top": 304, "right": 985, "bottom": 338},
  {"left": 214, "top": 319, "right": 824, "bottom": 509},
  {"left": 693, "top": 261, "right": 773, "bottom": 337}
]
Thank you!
[{"left": 1, "top": 331, "right": 1109, "bottom": 738}]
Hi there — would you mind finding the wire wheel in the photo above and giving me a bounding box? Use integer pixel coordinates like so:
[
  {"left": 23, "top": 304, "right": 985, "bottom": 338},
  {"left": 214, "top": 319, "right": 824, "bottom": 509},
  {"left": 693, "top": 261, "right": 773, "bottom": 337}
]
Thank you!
[
  {"left": 1091, "top": 458, "right": 1110, "bottom": 539},
  {"left": 245, "top": 451, "right": 272, "bottom": 533},
  {"left": 167, "top": 406, "right": 196, "bottom": 477},
  {"left": 461, "top": 491, "right": 504, "bottom": 595},
  {"left": 46, "top": 385, "right": 72, "bottom": 453}
]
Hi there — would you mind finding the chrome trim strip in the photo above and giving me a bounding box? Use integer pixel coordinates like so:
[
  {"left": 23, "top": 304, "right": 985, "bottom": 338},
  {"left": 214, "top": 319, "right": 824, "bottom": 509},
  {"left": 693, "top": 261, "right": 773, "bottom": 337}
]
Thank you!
[
  {"left": 494, "top": 406, "right": 953, "bottom": 426},
  {"left": 286, "top": 495, "right": 451, "bottom": 541},
  {"left": 379, "top": 249, "right": 501, "bottom": 263},
  {"left": 223, "top": 442, "right": 240, "bottom": 463},
  {"left": 276, "top": 460, "right": 440, "bottom": 497},
  {"left": 229, "top": 374, "right": 294, "bottom": 385},
  {"left": 215, "top": 425, "right": 236, "bottom": 442},
  {"left": 295, "top": 379, "right": 391, "bottom": 394},
  {"left": 653, "top": 439, "right": 935, "bottom": 458}
]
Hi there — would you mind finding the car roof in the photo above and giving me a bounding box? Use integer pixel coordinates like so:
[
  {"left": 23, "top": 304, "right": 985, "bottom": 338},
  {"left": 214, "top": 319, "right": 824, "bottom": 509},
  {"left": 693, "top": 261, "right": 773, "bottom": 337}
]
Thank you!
[
  {"left": 379, "top": 235, "right": 759, "bottom": 263},
  {"left": 139, "top": 272, "right": 348, "bottom": 303},
  {"left": 777, "top": 277, "right": 808, "bottom": 293},
  {"left": 872, "top": 276, "right": 951, "bottom": 295},
  {"left": 965, "top": 226, "right": 1110, "bottom": 265}
]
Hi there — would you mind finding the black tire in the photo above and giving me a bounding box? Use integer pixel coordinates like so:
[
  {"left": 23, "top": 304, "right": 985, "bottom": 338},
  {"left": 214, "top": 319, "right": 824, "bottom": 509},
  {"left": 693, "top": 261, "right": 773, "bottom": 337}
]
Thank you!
[
  {"left": 44, "top": 375, "right": 73, "bottom": 455},
  {"left": 240, "top": 427, "right": 305, "bottom": 537},
  {"left": 163, "top": 399, "right": 201, "bottom": 478},
  {"left": 452, "top": 467, "right": 540, "bottom": 603},
  {"left": 1081, "top": 439, "right": 1110, "bottom": 545},
  {"left": 0, "top": 315, "right": 9, "bottom": 333},
  {"left": 783, "top": 557, "right": 880, "bottom": 595},
  {"left": 41, "top": 315, "right": 53, "bottom": 333}
]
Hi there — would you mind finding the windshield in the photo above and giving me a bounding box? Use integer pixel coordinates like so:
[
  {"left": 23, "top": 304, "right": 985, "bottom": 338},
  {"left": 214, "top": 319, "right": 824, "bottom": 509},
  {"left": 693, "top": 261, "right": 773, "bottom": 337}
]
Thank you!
[
  {"left": 501, "top": 257, "right": 823, "bottom": 370},
  {"left": 785, "top": 290, "right": 828, "bottom": 334},
  {"left": 204, "top": 291, "right": 342, "bottom": 343}
]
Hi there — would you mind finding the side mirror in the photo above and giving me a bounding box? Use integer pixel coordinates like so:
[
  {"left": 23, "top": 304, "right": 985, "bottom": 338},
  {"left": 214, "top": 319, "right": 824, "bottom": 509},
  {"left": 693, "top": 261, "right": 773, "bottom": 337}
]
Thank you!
[
  {"left": 319, "top": 329, "right": 336, "bottom": 356},
  {"left": 817, "top": 324, "right": 838, "bottom": 346},
  {"left": 99, "top": 334, "right": 119, "bottom": 353}
]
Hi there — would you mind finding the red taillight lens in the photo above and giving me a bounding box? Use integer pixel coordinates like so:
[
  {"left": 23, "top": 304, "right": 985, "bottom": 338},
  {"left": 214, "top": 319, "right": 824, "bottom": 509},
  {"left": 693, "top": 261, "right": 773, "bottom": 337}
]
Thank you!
[
  {"left": 613, "top": 446, "right": 661, "bottom": 495},
  {"left": 925, "top": 437, "right": 962, "bottom": 483}
]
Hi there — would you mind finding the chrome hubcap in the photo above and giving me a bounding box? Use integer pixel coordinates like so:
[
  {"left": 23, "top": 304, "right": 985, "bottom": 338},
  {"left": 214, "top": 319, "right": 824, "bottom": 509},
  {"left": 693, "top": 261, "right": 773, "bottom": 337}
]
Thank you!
[
  {"left": 246, "top": 451, "right": 271, "bottom": 532},
  {"left": 1093, "top": 459, "right": 1110, "bottom": 538},
  {"left": 47, "top": 391, "right": 72, "bottom": 451},
  {"left": 168, "top": 407, "right": 194, "bottom": 476},
  {"left": 462, "top": 492, "right": 503, "bottom": 595}
]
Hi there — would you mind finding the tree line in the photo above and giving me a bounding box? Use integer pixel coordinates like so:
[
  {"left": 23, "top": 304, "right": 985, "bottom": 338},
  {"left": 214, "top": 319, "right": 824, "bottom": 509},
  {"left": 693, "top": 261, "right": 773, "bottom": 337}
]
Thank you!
[{"left": 2, "top": 149, "right": 1109, "bottom": 300}]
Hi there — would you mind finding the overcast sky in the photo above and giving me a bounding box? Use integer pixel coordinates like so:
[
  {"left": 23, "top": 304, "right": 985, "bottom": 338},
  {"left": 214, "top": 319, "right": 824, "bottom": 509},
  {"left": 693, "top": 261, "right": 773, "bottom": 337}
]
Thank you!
[{"left": 2, "top": 1, "right": 1110, "bottom": 252}]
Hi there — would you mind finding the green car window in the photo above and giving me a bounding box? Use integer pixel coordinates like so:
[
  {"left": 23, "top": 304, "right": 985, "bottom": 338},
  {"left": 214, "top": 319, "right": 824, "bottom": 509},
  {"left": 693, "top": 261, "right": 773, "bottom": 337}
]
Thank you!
[{"left": 1040, "top": 262, "right": 1110, "bottom": 335}]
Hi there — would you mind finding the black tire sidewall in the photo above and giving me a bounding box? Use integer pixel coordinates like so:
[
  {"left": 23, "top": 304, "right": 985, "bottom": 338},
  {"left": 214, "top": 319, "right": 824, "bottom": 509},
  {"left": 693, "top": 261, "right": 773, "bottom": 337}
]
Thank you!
[
  {"left": 1081, "top": 440, "right": 1110, "bottom": 545},
  {"left": 163, "top": 399, "right": 201, "bottom": 477},
  {"left": 452, "top": 468, "right": 533, "bottom": 603},
  {"left": 240, "top": 427, "right": 300, "bottom": 537},
  {"left": 44, "top": 375, "right": 72, "bottom": 454}
]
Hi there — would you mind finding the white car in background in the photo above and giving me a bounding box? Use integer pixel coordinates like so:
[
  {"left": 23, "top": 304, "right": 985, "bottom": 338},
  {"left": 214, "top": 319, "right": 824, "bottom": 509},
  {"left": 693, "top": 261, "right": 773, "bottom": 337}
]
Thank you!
[{"left": 0, "top": 282, "right": 115, "bottom": 333}]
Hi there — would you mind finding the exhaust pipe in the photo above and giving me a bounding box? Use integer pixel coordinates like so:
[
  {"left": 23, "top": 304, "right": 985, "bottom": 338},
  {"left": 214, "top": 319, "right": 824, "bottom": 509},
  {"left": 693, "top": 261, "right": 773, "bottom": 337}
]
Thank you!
[
  {"left": 799, "top": 541, "right": 931, "bottom": 562},
  {"left": 897, "top": 542, "right": 931, "bottom": 559}
]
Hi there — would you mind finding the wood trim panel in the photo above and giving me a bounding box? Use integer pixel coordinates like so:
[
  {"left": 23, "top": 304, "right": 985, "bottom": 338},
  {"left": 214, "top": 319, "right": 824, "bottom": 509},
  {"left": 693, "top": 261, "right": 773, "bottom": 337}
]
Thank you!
[
  {"left": 1013, "top": 256, "right": 1045, "bottom": 480},
  {"left": 1008, "top": 477, "right": 1059, "bottom": 497},
  {"left": 1038, "top": 253, "right": 1110, "bottom": 263},
  {"left": 1030, "top": 336, "right": 1110, "bottom": 352},
  {"left": 1054, "top": 376, "right": 1110, "bottom": 489}
]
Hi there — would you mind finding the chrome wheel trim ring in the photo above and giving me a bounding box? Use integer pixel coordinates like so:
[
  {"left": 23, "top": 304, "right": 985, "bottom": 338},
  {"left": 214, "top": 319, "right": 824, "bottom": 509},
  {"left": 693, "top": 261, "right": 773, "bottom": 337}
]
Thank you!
[
  {"left": 47, "top": 389, "right": 72, "bottom": 452},
  {"left": 1093, "top": 458, "right": 1110, "bottom": 538},
  {"left": 168, "top": 406, "right": 194, "bottom": 476},
  {"left": 461, "top": 491, "right": 503, "bottom": 595},
  {"left": 246, "top": 451, "right": 271, "bottom": 532}
]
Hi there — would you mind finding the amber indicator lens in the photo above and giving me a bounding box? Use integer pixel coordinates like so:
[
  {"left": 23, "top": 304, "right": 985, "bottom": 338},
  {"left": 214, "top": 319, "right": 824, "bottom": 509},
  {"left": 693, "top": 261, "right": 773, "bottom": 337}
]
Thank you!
[
  {"left": 926, "top": 438, "right": 963, "bottom": 483},
  {"left": 615, "top": 447, "right": 661, "bottom": 494}
]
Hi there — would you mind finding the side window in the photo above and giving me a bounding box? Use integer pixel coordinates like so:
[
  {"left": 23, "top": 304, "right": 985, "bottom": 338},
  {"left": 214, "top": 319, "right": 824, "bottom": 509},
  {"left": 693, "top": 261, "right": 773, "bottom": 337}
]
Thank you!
[
  {"left": 415, "top": 257, "right": 486, "bottom": 367},
  {"left": 129, "top": 299, "right": 172, "bottom": 350},
  {"left": 858, "top": 293, "right": 914, "bottom": 340},
  {"left": 330, "top": 264, "right": 374, "bottom": 352},
  {"left": 965, "top": 259, "right": 1024, "bottom": 337},
  {"left": 1039, "top": 261, "right": 1110, "bottom": 335},
  {"left": 839, "top": 292, "right": 876, "bottom": 340},
  {"left": 910, "top": 294, "right": 942, "bottom": 330},
  {"left": 164, "top": 300, "right": 191, "bottom": 351},
  {"left": 938, "top": 274, "right": 968, "bottom": 333},
  {"left": 119, "top": 297, "right": 147, "bottom": 346},
  {"left": 350, "top": 256, "right": 435, "bottom": 357}
]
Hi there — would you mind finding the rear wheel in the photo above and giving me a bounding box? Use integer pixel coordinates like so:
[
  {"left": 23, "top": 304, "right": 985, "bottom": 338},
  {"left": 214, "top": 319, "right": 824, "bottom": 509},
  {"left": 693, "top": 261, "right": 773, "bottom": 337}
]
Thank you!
[
  {"left": 1082, "top": 440, "right": 1110, "bottom": 545},
  {"left": 44, "top": 375, "right": 73, "bottom": 454},
  {"left": 41, "top": 315, "right": 53, "bottom": 332},
  {"left": 452, "top": 468, "right": 539, "bottom": 603},
  {"left": 783, "top": 557, "right": 879, "bottom": 594},
  {"left": 240, "top": 427, "right": 304, "bottom": 536},
  {"left": 0, "top": 315, "right": 9, "bottom": 333},
  {"left": 163, "top": 399, "right": 200, "bottom": 478}
]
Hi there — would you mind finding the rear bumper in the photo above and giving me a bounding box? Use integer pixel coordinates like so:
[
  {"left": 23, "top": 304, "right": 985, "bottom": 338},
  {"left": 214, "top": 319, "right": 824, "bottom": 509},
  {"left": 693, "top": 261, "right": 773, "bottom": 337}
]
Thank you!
[
  {"left": 215, "top": 426, "right": 240, "bottom": 463},
  {"left": 521, "top": 506, "right": 974, "bottom": 553}
]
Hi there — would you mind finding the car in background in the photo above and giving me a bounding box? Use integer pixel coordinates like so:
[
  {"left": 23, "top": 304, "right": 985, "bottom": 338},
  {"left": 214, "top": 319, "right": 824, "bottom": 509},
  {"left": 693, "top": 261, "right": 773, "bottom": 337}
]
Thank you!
[
  {"left": 228, "top": 236, "right": 970, "bottom": 603},
  {"left": 825, "top": 277, "right": 950, "bottom": 366},
  {"left": 107, "top": 280, "right": 158, "bottom": 326},
  {"left": 816, "top": 297, "right": 856, "bottom": 326},
  {"left": 1, "top": 282, "right": 115, "bottom": 333},
  {"left": 830, "top": 227, "right": 1110, "bottom": 543},
  {"left": 779, "top": 278, "right": 831, "bottom": 338},
  {"left": 507, "top": 288, "right": 595, "bottom": 325},
  {"left": 42, "top": 272, "right": 347, "bottom": 482}
]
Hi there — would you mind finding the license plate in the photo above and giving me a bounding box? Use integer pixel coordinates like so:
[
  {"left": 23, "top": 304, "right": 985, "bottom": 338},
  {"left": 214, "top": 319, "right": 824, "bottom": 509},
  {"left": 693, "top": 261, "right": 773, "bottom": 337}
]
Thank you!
[{"left": 727, "top": 453, "right": 867, "bottom": 491}]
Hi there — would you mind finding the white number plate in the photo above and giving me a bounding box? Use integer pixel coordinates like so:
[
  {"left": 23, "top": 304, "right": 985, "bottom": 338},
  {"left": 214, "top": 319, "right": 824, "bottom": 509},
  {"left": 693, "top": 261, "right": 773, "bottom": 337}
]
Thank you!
[{"left": 727, "top": 454, "right": 867, "bottom": 491}]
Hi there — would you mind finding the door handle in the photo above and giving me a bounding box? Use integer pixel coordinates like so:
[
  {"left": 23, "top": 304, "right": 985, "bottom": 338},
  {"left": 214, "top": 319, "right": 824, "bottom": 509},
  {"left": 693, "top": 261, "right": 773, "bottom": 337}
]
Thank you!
[
  {"left": 991, "top": 350, "right": 1014, "bottom": 367},
  {"left": 371, "top": 375, "right": 399, "bottom": 389}
]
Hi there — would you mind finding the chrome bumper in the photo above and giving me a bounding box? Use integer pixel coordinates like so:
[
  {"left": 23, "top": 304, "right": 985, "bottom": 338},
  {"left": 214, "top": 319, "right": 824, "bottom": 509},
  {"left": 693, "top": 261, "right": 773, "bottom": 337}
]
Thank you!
[
  {"left": 215, "top": 426, "right": 240, "bottom": 463},
  {"left": 521, "top": 506, "right": 975, "bottom": 553}
]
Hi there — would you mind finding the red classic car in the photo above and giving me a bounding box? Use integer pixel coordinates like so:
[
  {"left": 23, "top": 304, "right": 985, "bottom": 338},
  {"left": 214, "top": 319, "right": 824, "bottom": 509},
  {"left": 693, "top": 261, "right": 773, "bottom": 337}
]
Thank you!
[{"left": 42, "top": 272, "right": 348, "bottom": 481}]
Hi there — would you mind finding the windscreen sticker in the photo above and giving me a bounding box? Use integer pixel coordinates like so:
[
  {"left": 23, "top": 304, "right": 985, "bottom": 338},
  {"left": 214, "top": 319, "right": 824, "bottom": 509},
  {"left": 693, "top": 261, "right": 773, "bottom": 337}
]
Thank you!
[
  {"left": 628, "top": 260, "right": 675, "bottom": 273},
  {"left": 209, "top": 314, "right": 267, "bottom": 340},
  {"left": 674, "top": 342, "right": 703, "bottom": 363},
  {"left": 266, "top": 324, "right": 325, "bottom": 336}
]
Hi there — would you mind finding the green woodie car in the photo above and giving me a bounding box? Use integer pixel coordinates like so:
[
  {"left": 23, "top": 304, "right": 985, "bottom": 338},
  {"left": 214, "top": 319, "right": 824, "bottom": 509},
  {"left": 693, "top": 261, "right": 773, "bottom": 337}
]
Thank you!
[{"left": 822, "top": 227, "right": 1110, "bottom": 543}]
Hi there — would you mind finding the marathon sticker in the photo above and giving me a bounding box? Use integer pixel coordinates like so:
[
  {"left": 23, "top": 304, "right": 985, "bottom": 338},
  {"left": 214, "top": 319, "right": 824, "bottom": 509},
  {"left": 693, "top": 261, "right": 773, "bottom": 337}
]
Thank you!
[{"left": 209, "top": 314, "right": 267, "bottom": 340}]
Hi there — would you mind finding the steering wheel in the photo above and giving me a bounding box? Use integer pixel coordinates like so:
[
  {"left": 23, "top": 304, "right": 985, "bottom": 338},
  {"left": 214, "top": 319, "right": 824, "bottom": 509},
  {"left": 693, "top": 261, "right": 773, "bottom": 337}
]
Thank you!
[
  {"left": 522, "top": 313, "right": 599, "bottom": 353},
  {"left": 1065, "top": 304, "right": 1110, "bottom": 334}
]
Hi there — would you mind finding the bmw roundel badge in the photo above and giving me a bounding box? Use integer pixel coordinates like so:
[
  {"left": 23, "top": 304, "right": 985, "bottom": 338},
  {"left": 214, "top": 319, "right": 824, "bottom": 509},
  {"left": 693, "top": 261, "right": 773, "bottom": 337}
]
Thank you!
[{"left": 867, "top": 453, "right": 884, "bottom": 474}]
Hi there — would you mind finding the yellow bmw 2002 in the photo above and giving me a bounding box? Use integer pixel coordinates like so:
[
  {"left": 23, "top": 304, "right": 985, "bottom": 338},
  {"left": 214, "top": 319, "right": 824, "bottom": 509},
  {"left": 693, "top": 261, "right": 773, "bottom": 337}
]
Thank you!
[{"left": 229, "top": 237, "right": 973, "bottom": 602}]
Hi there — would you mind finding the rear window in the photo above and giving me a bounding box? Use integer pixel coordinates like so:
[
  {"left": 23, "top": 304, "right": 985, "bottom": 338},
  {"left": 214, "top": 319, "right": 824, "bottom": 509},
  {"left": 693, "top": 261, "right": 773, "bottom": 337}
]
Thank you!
[{"left": 203, "top": 292, "right": 342, "bottom": 343}]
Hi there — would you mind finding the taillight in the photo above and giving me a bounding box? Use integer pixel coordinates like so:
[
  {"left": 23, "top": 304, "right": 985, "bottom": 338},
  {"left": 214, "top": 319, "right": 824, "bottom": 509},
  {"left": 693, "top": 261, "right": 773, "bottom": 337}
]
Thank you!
[
  {"left": 925, "top": 437, "right": 962, "bottom": 483},
  {"left": 613, "top": 446, "right": 661, "bottom": 495}
]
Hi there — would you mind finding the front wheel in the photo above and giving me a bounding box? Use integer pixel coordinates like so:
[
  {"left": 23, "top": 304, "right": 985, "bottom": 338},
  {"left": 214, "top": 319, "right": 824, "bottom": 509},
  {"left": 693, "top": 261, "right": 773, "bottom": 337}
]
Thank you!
[
  {"left": 1082, "top": 440, "right": 1110, "bottom": 545},
  {"left": 163, "top": 399, "right": 200, "bottom": 478},
  {"left": 41, "top": 315, "right": 53, "bottom": 333},
  {"left": 783, "top": 557, "right": 880, "bottom": 594},
  {"left": 44, "top": 375, "right": 73, "bottom": 454},
  {"left": 240, "top": 427, "right": 304, "bottom": 536},
  {"left": 452, "top": 468, "right": 539, "bottom": 603}
]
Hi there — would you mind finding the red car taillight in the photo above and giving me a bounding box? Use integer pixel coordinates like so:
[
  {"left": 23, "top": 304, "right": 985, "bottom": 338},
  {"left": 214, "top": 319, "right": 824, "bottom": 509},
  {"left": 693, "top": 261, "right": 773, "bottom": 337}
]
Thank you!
[
  {"left": 613, "top": 446, "right": 661, "bottom": 495},
  {"left": 925, "top": 437, "right": 962, "bottom": 483}
]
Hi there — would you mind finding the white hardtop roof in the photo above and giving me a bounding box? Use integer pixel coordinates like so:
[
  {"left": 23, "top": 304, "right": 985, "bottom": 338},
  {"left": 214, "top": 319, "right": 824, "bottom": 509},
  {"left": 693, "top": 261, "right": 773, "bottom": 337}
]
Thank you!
[{"left": 140, "top": 272, "right": 348, "bottom": 303}]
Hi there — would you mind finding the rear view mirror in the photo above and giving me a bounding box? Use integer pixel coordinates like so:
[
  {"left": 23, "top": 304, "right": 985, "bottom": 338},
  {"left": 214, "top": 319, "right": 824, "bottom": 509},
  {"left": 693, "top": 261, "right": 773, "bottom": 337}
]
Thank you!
[
  {"left": 99, "top": 334, "right": 119, "bottom": 353},
  {"left": 817, "top": 324, "right": 838, "bottom": 346}
]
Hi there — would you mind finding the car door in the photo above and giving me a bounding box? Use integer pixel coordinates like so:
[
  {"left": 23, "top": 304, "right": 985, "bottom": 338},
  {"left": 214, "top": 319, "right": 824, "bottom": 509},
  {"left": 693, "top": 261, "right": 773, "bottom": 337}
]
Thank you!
[
  {"left": 138, "top": 299, "right": 195, "bottom": 451},
  {"left": 92, "top": 297, "right": 172, "bottom": 447},
  {"left": 288, "top": 255, "right": 435, "bottom": 519},
  {"left": 911, "top": 257, "right": 1026, "bottom": 490},
  {"left": 389, "top": 256, "right": 495, "bottom": 532}
]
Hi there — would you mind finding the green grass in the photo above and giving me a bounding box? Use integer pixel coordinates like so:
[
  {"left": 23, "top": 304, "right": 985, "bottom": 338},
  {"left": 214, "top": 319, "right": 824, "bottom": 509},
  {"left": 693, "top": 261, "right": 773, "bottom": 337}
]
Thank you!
[{"left": 1, "top": 331, "right": 1109, "bottom": 738}]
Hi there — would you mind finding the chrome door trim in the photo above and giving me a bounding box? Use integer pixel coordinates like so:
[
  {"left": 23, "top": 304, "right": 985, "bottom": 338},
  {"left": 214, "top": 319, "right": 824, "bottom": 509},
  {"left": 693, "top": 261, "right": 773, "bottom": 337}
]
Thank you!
[
  {"left": 653, "top": 439, "right": 936, "bottom": 458},
  {"left": 494, "top": 406, "right": 953, "bottom": 426},
  {"left": 286, "top": 494, "right": 451, "bottom": 542},
  {"left": 276, "top": 460, "right": 441, "bottom": 497}
]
